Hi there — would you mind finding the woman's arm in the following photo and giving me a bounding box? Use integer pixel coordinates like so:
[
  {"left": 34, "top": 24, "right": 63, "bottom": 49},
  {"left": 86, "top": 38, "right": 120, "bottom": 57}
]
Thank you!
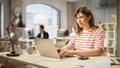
[{"left": 72, "top": 48, "right": 103, "bottom": 56}]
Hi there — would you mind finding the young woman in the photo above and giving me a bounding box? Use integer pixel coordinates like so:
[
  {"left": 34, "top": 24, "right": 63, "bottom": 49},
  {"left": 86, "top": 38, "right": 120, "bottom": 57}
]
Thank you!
[{"left": 59, "top": 6, "right": 104, "bottom": 56}]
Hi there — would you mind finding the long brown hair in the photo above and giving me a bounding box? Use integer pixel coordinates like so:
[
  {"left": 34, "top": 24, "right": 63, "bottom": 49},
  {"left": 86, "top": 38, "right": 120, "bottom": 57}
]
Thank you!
[{"left": 74, "top": 6, "right": 99, "bottom": 33}]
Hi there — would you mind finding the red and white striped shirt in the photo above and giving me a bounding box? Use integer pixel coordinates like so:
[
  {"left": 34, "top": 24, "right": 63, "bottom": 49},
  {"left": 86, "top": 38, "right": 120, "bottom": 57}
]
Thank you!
[{"left": 67, "top": 28, "right": 104, "bottom": 50}]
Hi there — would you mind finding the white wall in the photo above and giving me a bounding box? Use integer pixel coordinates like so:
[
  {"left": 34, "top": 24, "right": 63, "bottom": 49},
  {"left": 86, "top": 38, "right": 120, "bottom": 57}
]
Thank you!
[
  {"left": 75, "top": 0, "right": 117, "bottom": 24},
  {"left": 22, "top": 0, "right": 67, "bottom": 29},
  {"left": 75, "top": 0, "right": 87, "bottom": 10}
]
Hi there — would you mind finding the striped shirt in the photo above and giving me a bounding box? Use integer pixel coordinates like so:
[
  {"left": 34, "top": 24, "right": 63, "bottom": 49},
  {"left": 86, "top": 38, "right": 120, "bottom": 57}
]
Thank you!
[{"left": 67, "top": 28, "right": 104, "bottom": 50}]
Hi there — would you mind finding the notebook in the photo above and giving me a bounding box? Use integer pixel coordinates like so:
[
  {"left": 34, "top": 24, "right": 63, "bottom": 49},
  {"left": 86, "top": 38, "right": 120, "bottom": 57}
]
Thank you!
[{"left": 34, "top": 38, "right": 62, "bottom": 59}]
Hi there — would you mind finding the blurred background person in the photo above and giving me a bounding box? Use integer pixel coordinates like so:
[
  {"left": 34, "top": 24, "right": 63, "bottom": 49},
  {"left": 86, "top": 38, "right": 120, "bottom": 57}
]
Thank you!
[
  {"left": 36, "top": 25, "right": 49, "bottom": 39},
  {"left": 69, "top": 27, "right": 76, "bottom": 38}
]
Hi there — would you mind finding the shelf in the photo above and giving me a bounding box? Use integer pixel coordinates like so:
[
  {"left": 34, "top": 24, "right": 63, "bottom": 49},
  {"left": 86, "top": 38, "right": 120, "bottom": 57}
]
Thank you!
[{"left": 99, "top": 23, "right": 116, "bottom": 56}]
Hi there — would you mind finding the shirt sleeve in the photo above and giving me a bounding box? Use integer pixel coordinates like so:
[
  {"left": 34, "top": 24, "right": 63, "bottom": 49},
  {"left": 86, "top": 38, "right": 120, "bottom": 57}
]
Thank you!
[{"left": 94, "top": 28, "right": 104, "bottom": 51}]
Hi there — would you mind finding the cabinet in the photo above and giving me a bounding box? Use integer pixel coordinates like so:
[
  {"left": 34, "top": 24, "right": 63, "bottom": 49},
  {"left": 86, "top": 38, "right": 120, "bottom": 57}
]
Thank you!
[{"left": 100, "top": 23, "right": 116, "bottom": 56}]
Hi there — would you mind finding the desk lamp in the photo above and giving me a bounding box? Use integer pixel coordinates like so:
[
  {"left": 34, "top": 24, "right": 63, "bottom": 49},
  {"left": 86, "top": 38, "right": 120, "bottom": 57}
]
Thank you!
[{"left": 6, "top": 13, "right": 25, "bottom": 56}]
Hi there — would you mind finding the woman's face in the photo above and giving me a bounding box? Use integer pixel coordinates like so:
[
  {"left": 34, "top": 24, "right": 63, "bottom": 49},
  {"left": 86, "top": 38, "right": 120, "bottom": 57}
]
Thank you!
[{"left": 76, "top": 12, "right": 90, "bottom": 28}]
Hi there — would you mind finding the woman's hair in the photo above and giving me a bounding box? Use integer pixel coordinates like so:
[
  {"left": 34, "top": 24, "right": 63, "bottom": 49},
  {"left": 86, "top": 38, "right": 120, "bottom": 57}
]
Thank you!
[{"left": 74, "top": 6, "right": 99, "bottom": 33}]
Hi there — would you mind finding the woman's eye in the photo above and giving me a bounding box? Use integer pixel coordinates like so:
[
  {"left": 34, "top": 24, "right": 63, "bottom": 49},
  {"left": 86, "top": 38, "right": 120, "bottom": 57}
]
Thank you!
[
  {"left": 76, "top": 17, "right": 78, "bottom": 19},
  {"left": 80, "top": 17, "right": 83, "bottom": 18},
  {"left": 80, "top": 16, "right": 84, "bottom": 18},
  {"left": 76, "top": 16, "right": 84, "bottom": 19}
]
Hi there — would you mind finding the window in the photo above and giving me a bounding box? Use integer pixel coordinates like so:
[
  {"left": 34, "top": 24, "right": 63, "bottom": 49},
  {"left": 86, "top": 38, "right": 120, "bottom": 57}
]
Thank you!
[
  {"left": 0, "top": 3, "right": 3, "bottom": 37},
  {"left": 0, "top": 3, "right": 1, "bottom": 37},
  {"left": 26, "top": 4, "right": 59, "bottom": 39}
]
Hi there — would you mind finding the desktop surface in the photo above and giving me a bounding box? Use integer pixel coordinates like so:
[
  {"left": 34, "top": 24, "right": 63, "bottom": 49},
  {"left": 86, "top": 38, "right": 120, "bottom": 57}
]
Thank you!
[{"left": 0, "top": 51, "right": 111, "bottom": 68}]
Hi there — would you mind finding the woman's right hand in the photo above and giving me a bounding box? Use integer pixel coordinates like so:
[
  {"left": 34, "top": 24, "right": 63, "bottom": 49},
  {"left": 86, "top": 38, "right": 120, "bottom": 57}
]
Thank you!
[{"left": 58, "top": 48, "right": 68, "bottom": 57}]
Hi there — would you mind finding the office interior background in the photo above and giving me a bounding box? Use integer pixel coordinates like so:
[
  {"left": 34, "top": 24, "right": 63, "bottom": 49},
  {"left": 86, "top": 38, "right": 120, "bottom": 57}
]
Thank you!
[{"left": 0, "top": 0, "right": 120, "bottom": 57}]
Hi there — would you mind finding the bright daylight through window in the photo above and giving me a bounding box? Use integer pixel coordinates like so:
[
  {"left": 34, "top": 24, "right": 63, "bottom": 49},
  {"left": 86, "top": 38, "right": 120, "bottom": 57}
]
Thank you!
[{"left": 26, "top": 4, "right": 59, "bottom": 39}]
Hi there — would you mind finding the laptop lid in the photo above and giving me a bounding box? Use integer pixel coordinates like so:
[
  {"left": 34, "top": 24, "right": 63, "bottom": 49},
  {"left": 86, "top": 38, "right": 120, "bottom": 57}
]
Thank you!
[{"left": 34, "top": 38, "right": 60, "bottom": 59}]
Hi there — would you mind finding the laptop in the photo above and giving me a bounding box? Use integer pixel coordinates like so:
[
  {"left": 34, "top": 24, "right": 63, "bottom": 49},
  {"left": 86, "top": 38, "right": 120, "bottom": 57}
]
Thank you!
[{"left": 34, "top": 38, "right": 62, "bottom": 59}]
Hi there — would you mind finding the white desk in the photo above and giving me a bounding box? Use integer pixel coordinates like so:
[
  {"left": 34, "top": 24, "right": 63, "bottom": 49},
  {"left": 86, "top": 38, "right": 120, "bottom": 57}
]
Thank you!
[
  {"left": 18, "top": 38, "right": 34, "bottom": 49},
  {"left": 0, "top": 51, "right": 111, "bottom": 68}
]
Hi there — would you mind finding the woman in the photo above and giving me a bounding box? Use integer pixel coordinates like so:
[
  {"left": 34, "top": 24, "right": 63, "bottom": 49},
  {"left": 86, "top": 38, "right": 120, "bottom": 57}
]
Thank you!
[{"left": 59, "top": 6, "right": 104, "bottom": 57}]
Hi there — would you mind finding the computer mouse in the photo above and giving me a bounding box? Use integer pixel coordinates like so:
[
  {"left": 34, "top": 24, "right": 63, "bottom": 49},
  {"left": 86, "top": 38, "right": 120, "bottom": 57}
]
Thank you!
[{"left": 78, "top": 56, "right": 89, "bottom": 60}]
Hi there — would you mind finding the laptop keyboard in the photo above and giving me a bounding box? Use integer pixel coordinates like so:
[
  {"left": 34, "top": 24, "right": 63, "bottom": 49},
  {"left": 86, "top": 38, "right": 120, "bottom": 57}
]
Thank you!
[{"left": 116, "top": 59, "right": 120, "bottom": 63}]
